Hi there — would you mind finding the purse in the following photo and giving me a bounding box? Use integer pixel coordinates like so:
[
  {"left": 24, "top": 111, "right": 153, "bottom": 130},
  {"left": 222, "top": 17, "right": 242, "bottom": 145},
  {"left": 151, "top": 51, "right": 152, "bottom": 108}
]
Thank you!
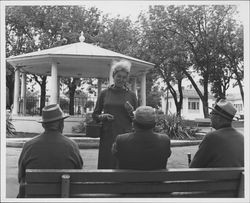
[{"left": 86, "top": 121, "right": 102, "bottom": 138}]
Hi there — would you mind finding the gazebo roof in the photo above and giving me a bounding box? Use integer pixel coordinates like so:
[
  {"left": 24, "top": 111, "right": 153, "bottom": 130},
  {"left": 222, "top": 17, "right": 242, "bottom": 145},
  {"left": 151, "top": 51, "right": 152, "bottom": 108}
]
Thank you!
[{"left": 6, "top": 41, "right": 154, "bottom": 78}]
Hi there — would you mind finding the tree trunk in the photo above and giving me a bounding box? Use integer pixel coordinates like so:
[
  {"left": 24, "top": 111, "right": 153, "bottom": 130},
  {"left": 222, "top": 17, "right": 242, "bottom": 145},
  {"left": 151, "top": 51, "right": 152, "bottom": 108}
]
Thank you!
[
  {"left": 6, "top": 74, "right": 14, "bottom": 108},
  {"left": 165, "top": 88, "right": 169, "bottom": 115},
  {"left": 176, "top": 79, "right": 183, "bottom": 117},
  {"left": 202, "top": 75, "right": 209, "bottom": 118},
  {"left": 39, "top": 76, "right": 47, "bottom": 115},
  {"left": 69, "top": 89, "right": 75, "bottom": 115},
  {"left": 237, "top": 78, "right": 244, "bottom": 104},
  {"left": 182, "top": 67, "right": 210, "bottom": 118}
]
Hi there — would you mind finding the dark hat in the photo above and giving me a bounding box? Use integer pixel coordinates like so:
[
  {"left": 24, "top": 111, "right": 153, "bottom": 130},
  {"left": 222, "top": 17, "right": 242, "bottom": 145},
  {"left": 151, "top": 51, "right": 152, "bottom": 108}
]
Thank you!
[
  {"left": 209, "top": 99, "right": 237, "bottom": 120},
  {"left": 38, "top": 104, "right": 69, "bottom": 123},
  {"left": 134, "top": 106, "right": 156, "bottom": 125}
]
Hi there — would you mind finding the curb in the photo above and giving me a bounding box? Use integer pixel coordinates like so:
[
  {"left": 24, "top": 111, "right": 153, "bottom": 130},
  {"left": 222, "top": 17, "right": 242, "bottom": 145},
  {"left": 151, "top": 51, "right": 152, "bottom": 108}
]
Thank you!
[{"left": 6, "top": 137, "right": 201, "bottom": 149}]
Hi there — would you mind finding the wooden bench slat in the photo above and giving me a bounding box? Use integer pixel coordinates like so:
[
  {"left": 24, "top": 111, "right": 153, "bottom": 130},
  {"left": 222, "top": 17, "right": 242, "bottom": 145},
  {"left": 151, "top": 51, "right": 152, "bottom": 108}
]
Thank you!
[
  {"left": 169, "top": 191, "right": 236, "bottom": 198},
  {"left": 25, "top": 180, "right": 238, "bottom": 195},
  {"left": 70, "top": 180, "right": 238, "bottom": 194},
  {"left": 25, "top": 183, "right": 61, "bottom": 196},
  {"left": 26, "top": 194, "right": 61, "bottom": 198},
  {"left": 26, "top": 168, "right": 243, "bottom": 183},
  {"left": 25, "top": 168, "right": 244, "bottom": 198}
]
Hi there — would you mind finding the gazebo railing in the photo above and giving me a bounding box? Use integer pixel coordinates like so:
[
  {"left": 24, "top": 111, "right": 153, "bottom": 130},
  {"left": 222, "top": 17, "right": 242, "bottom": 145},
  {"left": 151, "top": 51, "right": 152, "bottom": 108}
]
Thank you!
[{"left": 18, "top": 96, "right": 93, "bottom": 117}]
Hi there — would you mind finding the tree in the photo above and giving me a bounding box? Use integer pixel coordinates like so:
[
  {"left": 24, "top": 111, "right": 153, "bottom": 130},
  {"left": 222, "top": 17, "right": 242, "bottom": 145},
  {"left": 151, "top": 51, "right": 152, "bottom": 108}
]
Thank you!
[
  {"left": 6, "top": 6, "right": 48, "bottom": 113},
  {"left": 6, "top": 6, "right": 102, "bottom": 115},
  {"left": 146, "top": 86, "right": 162, "bottom": 109},
  {"left": 61, "top": 77, "right": 81, "bottom": 115},
  {"left": 217, "top": 20, "right": 244, "bottom": 102},
  {"left": 6, "top": 64, "right": 15, "bottom": 108},
  {"left": 32, "top": 75, "right": 47, "bottom": 115},
  {"left": 143, "top": 5, "right": 241, "bottom": 118},
  {"left": 209, "top": 57, "right": 232, "bottom": 99},
  {"left": 139, "top": 7, "right": 192, "bottom": 117},
  {"left": 97, "top": 15, "right": 140, "bottom": 56}
]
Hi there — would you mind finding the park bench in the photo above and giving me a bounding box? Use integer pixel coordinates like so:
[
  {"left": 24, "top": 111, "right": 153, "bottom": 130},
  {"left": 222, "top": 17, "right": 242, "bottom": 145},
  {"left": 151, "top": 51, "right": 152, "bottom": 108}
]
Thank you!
[
  {"left": 24, "top": 167, "right": 244, "bottom": 198},
  {"left": 195, "top": 118, "right": 211, "bottom": 127}
]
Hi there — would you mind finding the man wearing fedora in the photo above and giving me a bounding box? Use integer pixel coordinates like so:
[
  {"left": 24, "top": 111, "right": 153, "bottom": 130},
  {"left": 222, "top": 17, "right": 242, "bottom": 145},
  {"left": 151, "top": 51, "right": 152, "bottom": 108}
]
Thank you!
[
  {"left": 17, "top": 104, "right": 83, "bottom": 197},
  {"left": 112, "top": 106, "right": 171, "bottom": 170},
  {"left": 190, "top": 99, "right": 244, "bottom": 168}
]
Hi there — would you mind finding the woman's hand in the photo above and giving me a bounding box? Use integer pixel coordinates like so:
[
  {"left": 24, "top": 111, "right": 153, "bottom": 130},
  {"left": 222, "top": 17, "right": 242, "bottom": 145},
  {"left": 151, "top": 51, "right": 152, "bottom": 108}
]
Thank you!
[
  {"left": 98, "top": 114, "right": 114, "bottom": 121},
  {"left": 124, "top": 101, "right": 134, "bottom": 113}
]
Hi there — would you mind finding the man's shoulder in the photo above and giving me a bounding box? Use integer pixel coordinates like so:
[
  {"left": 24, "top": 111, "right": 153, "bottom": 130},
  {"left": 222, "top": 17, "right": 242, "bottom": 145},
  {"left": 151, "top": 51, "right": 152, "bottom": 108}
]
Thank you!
[
  {"left": 61, "top": 135, "right": 78, "bottom": 147},
  {"left": 117, "top": 132, "right": 134, "bottom": 140},
  {"left": 22, "top": 134, "right": 42, "bottom": 148},
  {"left": 206, "top": 127, "right": 238, "bottom": 137}
]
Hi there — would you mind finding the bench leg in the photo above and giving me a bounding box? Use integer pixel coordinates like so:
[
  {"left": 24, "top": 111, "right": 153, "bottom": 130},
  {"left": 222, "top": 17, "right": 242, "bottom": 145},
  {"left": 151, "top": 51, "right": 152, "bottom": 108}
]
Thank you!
[
  {"left": 238, "top": 172, "right": 244, "bottom": 197},
  {"left": 61, "top": 174, "right": 70, "bottom": 198}
]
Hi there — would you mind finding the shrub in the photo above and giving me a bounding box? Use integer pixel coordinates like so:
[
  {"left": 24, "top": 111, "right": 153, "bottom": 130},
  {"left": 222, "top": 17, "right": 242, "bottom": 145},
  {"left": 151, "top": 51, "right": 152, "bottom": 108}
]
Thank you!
[
  {"left": 154, "top": 113, "right": 200, "bottom": 140},
  {"left": 72, "top": 113, "right": 93, "bottom": 133}
]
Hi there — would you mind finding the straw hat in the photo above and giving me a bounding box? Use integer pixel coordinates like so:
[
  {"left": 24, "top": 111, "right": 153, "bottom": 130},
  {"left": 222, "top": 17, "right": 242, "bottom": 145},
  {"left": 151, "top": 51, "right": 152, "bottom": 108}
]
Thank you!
[
  {"left": 38, "top": 104, "right": 69, "bottom": 123},
  {"left": 209, "top": 99, "right": 237, "bottom": 121},
  {"left": 134, "top": 106, "right": 156, "bottom": 125}
]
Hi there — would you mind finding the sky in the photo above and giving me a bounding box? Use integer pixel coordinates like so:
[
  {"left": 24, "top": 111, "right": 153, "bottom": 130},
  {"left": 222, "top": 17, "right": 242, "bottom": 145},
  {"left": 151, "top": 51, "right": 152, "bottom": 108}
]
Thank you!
[
  {"left": 81, "top": 1, "right": 247, "bottom": 23},
  {"left": 2, "top": 1, "right": 247, "bottom": 22}
]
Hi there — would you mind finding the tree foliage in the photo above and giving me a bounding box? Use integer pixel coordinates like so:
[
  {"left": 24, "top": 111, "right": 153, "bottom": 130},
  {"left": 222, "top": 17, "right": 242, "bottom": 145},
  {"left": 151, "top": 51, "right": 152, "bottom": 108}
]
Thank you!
[
  {"left": 6, "top": 6, "right": 102, "bottom": 114},
  {"left": 139, "top": 5, "right": 243, "bottom": 117},
  {"left": 6, "top": 5, "right": 243, "bottom": 118}
]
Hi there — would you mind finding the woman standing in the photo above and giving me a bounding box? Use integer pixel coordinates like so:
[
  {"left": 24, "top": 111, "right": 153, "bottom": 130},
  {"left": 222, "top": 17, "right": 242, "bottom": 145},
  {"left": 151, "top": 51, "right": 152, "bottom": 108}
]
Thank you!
[{"left": 92, "top": 60, "right": 138, "bottom": 169}]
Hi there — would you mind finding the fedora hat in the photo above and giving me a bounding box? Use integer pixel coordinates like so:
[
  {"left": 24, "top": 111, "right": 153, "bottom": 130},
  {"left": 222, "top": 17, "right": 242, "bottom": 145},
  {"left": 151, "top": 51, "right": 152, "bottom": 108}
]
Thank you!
[
  {"left": 134, "top": 106, "right": 156, "bottom": 125},
  {"left": 38, "top": 104, "right": 69, "bottom": 123},
  {"left": 209, "top": 99, "right": 237, "bottom": 121}
]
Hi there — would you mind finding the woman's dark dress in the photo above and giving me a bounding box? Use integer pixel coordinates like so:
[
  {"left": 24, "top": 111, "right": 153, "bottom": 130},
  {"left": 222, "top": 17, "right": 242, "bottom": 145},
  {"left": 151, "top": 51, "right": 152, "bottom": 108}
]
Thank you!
[{"left": 92, "top": 86, "right": 138, "bottom": 169}]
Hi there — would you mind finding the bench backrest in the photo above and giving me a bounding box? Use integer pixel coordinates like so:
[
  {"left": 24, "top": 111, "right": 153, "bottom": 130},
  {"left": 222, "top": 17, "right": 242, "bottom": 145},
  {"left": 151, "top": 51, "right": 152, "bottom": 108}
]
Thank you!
[{"left": 25, "top": 167, "right": 244, "bottom": 198}]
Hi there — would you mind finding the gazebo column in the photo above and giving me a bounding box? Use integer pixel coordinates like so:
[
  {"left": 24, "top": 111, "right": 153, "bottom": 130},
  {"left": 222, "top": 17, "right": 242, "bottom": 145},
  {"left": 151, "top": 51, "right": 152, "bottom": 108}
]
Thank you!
[
  {"left": 131, "top": 77, "right": 138, "bottom": 97},
  {"left": 109, "top": 67, "right": 114, "bottom": 85},
  {"left": 97, "top": 78, "right": 102, "bottom": 97},
  {"left": 12, "top": 67, "right": 20, "bottom": 115},
  {"left": 50, "top": 61, "right": 58, "bottom": 104},
  {"left": 20, "top": 73, "right": 27, "bottom": 116},
  {"left": 57, "top": 76, "right": 60, "bottom": 104},
  {"left": 140, "top": 72, "right": 147, "bottom": 106}
]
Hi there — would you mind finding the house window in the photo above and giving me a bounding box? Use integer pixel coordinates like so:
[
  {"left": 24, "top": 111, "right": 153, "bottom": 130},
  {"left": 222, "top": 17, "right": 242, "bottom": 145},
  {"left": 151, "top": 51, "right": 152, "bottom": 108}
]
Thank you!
[{"left": 188, "top": 99, "right": 199, "bottom": 110}]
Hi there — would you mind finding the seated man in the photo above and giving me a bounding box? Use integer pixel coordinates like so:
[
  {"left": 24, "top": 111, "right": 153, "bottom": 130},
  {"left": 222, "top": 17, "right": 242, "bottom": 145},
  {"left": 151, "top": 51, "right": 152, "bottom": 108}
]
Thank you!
[
  {"left": 17, "top": 104, "right": 83, "bottom": 197},
  {"left": 190, "top": 99, "right": 244, "bottom": 168},
  {"left": 112, "top": 106, "right": 171, "bottom": 170}
]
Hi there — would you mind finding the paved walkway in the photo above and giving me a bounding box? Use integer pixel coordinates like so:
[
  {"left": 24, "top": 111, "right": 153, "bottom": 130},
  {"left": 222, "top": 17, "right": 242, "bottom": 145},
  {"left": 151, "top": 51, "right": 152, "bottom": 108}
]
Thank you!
[
  {"left": 5, "top": 145, "right": 198, "bottom": 198},
  {"left": 5, "top": 127, "right": 244, "bottom": 198}
]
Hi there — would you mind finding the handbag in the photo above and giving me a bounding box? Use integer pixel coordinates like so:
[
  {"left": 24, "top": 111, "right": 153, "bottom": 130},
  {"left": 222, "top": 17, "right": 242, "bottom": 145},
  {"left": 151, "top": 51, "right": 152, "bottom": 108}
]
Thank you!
[{"left": 86, "top": 120, "right": 102, "bottom": 138}]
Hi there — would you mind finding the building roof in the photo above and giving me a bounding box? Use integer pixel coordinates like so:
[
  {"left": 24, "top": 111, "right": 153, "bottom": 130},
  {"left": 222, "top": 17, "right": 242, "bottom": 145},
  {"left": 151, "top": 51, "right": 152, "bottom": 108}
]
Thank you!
[
  {"left": 167, "top": 89, "right": 214, "bottom": 99},
  {"left": 6, "top": 40, "right": 154, "bottom": 78},
  {"left": 226, "top": 93, "right": 242, "bottom": 101}
]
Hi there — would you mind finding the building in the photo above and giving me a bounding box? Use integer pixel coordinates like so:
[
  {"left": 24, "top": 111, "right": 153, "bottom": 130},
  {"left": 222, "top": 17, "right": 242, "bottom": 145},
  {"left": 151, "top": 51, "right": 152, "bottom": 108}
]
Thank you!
[
  {"left": 226, "top": 93, "right": 244, "bottom": 119},
  {"left": 161, "top": 86, "right": 215, "bottom": 120}
]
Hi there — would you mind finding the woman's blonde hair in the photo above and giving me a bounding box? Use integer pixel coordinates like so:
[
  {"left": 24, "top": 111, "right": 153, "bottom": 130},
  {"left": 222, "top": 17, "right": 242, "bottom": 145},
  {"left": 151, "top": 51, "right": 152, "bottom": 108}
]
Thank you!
[{"left": 112, "top": 60, "right": 131, "bottom": 77}]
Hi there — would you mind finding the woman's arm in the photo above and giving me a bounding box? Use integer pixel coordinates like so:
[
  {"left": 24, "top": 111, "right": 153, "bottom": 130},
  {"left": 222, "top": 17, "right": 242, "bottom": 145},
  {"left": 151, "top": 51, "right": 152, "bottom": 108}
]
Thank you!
[{"left": 92, "top": 90, "right": 105, "bottom": 122}]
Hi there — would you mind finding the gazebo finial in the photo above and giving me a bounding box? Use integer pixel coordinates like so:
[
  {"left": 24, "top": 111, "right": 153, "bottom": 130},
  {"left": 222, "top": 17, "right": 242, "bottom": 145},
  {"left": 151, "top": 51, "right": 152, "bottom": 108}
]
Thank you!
[{"left": 79, "top": 31, "right": 85, "bottom": 42}]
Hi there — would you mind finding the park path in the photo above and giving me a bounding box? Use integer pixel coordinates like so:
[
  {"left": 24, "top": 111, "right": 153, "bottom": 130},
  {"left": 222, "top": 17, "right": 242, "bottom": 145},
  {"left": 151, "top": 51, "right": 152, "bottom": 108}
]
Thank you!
[{"left": 5, "top": 145, "right": 198, "bottom": 198}]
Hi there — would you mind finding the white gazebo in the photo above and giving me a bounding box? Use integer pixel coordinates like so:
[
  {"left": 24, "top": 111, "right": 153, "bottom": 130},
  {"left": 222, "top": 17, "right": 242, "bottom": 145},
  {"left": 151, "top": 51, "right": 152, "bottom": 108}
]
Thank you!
[{"left": 6, "top": 33, "right": 154, "bottom": 116}]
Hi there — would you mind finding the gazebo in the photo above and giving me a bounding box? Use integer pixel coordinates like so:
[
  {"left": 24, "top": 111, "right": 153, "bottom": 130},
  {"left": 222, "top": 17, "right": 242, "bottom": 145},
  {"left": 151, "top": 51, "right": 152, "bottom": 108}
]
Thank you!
[{"left": 6, "top": 33, "right": 154, "bottom": 116}]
